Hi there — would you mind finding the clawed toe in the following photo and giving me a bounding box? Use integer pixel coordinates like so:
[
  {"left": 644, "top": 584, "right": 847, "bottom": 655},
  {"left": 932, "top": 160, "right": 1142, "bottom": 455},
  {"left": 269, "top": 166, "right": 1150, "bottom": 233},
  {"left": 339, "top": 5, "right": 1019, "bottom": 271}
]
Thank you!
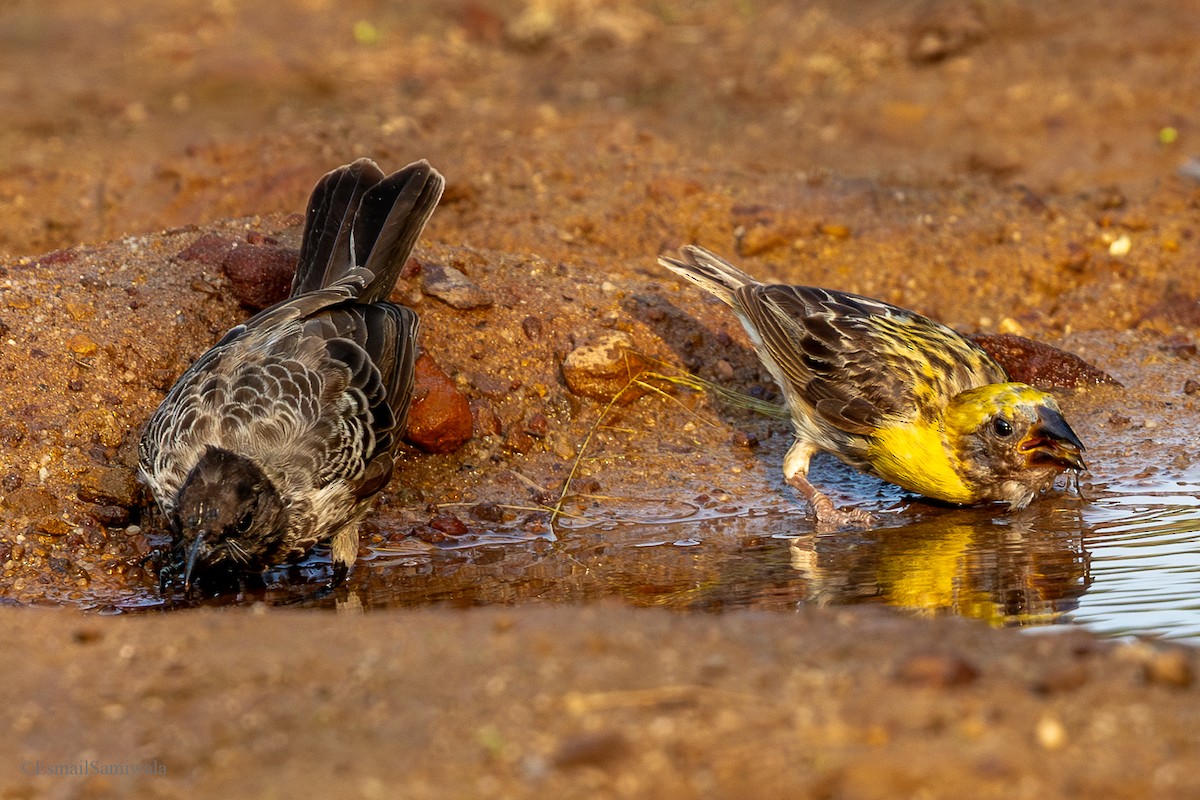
[
  {"left": 786, "top": 473, "right": 876, "bottom": 530},
  {"left": 809, "top": 494, "right": 876, "bottom": 530}
]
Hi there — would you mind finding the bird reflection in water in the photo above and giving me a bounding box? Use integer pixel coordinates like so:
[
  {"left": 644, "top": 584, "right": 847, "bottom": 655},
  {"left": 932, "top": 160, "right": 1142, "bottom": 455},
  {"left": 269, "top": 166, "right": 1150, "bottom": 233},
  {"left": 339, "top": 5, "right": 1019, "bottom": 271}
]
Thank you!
[{"left": 786, "top": 504, "right": 1092, "bottom": 627}]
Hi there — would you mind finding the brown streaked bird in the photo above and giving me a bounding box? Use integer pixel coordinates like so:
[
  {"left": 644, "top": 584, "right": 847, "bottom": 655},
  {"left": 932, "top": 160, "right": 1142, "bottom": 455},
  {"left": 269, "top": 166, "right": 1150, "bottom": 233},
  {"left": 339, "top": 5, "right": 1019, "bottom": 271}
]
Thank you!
[
  {"left": 139, "top": 158, "right": 444, "bottom": 590},
  {"left": 659, "top": 245, "right": 1086, "bottom": 527}
]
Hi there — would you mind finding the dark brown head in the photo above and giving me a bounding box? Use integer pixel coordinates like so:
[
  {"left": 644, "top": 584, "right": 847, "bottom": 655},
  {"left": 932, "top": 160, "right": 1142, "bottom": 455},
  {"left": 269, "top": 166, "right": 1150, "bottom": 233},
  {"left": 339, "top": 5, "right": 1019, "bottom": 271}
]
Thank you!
[{"left": 172, "top": 447, "right": 288, "bottom": 591}]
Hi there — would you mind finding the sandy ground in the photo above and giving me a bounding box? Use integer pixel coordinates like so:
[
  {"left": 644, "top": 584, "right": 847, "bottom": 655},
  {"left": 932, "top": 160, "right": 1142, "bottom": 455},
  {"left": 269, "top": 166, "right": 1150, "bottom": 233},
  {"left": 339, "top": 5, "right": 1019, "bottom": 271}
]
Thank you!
[
  {"left": 2, "top": 605, "right": 1198, "bottom": 799},
  {"left": 2, "top": 0, "right": 1200, "bottom": 796}
]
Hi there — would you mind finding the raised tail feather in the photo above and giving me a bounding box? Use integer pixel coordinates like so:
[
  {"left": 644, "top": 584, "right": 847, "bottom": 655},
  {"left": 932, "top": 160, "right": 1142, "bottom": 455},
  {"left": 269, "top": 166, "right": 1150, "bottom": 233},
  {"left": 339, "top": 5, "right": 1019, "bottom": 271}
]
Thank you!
[
  {"left": 657, "top": 245, "right": 760, "bottom": 307},
  {"left": 291, "top": 158, "right": 383, "bottom": 297},
  {"left": 291, "top": 158, "right": 446, "bottom": 302},
  {"left": 353, "top": 160, "right": 445, "bottom": 303}
]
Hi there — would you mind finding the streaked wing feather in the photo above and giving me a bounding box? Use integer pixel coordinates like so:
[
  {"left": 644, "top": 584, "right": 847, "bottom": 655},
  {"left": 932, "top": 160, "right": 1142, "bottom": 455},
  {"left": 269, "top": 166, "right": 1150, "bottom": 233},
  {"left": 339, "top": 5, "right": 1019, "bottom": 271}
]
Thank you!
[
  {"left": 305, "top": 303, "right": 419, "bottom": 499},
  {"left": 739, "top": 283, "right": 1006, "bottom": 433}
]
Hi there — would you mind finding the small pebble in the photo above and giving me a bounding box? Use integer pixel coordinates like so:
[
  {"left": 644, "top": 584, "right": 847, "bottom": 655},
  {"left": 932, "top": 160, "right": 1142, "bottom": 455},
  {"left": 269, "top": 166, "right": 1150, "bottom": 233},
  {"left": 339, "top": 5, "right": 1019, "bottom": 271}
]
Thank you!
[
  {"left": 525, "top": 413, "right": 549, "bottom": 438},
  {"left": 67, "top": 334, "right": 98, "bottom": 356},
  {"left": 428, "top": 514, "right": 468, "bottom": 537},
  {"left": 818, "top": 222, "right": 851, "bottom": 239},
  {"left": 411, "top": 524, "right": 447, "bottom": 544},
  {"left": 895, "top": 652, "right": 980, "bottom": 688},
  {"left": 730, "top": 431, "right": 758, "bottom": 449},
  {"left": 521, "top": 315, "right": 543, "bottom": 341},
  {"left": 1142, "top": 649, "right": 1194, "bottom": 688},
  {"left": 908, "top": 3, "right": 986, "bottom": 63},
  {"left": 36, "top": 518, "right": 72, "bottom": 536},
  {"left": 737, "top": 225, "right": 790, "bottom": 257},
  {"left": 77, "top": 467, "right": 140, "bottom": 508},
  {"left": 91, "top": 505, "right": 131, "bottom": 528},
  {"left": 471, "top": 502, "right": 506, "bottom": 523},
  {"left": 561, "top": 331, "right": 648, "bottom": 404},
  {"left": 550, "top": 730, "right": 629, "bottom": 768},
  {"left": 1031, "top": 663, "right": 1089, "bottom": 694},
  {"left": 422, "top": 263, "right": 492, "bottom": 309},
  {"left": 504, "top": 427, "right": 535, "bottom": 455},
  {"left": 72, "top": 628, "right": 103, "bottom": 645},
  {"left": 573, "top": 477, "right": 601, "bottom": 494},
  {"left": 65, "top": 301, "right": 95, "bottom": 321},
  {"left": 1059, "top": 242, "right": 1090, "bottom": 272},
  {"left": 470, "top": 372, "right": 516, "bottom": 399},
  {"left": 470, "top": 401, "right": 503, "bottom": 437},
  {"left": 1108, "top": 234, "right": 1132, "bottom": 257},
  {"left": 1036, "top": 715, "right": 1067, "bottom": 750}
]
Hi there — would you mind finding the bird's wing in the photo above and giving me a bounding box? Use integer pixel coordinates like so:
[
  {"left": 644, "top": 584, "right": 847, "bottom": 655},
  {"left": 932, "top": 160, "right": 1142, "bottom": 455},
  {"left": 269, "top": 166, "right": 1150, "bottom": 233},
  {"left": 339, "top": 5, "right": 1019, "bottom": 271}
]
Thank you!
[
  {"left": 736, "top": 283, "right": 1007, "bottom": 435},
  {"left": 298, "top": 302, "right": 420, "bottom": 500},
  {"left": 140, "top": 299, "right": 420, "bottom": 516}
]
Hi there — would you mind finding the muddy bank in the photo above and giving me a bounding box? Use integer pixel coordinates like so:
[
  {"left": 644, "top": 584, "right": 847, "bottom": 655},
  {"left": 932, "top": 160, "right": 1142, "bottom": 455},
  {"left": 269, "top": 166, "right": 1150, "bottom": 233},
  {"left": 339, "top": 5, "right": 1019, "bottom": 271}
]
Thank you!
[{"left": 1, "top": 174, "right": 1196, "bottom": 609}]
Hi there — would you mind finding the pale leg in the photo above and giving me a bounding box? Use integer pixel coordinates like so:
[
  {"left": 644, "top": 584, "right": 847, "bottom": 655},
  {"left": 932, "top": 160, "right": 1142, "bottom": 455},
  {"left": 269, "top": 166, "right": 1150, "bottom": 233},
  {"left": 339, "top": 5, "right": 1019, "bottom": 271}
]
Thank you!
[
  {"left": 330, "top": 522, "right": 360, "bottom": 568},
  {"left": 783, "top": 440, "right": 874, "bottom": 529}
]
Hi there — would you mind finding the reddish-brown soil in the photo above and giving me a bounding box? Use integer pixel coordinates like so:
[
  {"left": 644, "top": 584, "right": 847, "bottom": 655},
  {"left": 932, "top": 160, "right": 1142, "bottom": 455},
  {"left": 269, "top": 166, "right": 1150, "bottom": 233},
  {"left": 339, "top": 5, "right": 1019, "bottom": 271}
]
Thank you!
[{"left": 1, "top": 1, "right": 1199, "bottom": 797}]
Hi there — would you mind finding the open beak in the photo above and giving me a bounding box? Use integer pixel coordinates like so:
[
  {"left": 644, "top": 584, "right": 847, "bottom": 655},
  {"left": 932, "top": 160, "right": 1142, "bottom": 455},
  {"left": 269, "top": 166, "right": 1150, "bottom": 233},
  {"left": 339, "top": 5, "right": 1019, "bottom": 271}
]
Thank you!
[
  {"left": 183, "top": 531, "right": 207, "bottom": 594},
  {"left": 1020, "top": 406, "right": 1087, "bottom": 472}
]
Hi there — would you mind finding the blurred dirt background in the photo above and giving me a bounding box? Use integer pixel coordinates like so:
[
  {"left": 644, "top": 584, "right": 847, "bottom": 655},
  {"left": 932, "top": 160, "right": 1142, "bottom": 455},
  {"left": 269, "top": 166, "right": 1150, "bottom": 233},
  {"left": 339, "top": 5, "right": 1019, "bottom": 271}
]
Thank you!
[{"left": 1, "top": 0, "right": 1200, "bottom": 797}]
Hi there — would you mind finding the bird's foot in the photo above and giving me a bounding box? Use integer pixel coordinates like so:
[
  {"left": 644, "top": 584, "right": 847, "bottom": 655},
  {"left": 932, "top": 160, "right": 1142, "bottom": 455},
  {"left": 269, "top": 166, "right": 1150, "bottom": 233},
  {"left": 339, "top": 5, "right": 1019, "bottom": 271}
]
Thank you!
[
  {"left": 810, "top": 495, "right": 876, "bottom": 530},
  {"left": 327, "top": 561, "right": 350, "bottom": 593},
  {"left": 786, "top": 473, "right": 876, "bottom": 530}
]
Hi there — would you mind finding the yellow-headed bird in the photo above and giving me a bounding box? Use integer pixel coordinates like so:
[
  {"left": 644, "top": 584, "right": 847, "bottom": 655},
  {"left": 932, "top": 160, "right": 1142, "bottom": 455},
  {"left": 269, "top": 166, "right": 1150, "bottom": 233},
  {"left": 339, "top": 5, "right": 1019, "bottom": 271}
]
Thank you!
[{"left": 659, "top": 245, "right": 1086, "bottom": 527}]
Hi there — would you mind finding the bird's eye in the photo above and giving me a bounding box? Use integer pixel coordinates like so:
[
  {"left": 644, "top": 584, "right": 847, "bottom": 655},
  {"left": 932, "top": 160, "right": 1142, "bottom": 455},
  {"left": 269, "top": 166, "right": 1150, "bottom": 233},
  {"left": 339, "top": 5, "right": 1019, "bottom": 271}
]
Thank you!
[
  {"left": 235, "top": 512, "right": 254, "bottom": 534},
  {"left": 991, "top": 416, "right": 1014, "bottom": 438}
]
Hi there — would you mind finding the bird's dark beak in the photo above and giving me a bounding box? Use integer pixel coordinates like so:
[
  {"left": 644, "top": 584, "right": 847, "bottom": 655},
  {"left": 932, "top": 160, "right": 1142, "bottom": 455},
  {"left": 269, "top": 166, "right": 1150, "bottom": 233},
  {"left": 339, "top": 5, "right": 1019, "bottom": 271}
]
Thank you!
[
  {"left": 1020, "top": 406, "right": 1086, "bottom": 471},
  {"left": 183, "top": 531, "right": 206, "bottom": 594}
]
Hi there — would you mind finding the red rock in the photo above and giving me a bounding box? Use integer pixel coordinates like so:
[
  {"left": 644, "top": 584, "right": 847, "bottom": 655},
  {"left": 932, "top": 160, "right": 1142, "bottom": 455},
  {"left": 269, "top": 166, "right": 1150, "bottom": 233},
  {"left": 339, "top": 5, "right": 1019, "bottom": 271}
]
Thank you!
[
  {"left": 968, "top": 333, "right": 1120, "bottom": 388},
  {"left": 35, "top": 248, "right": 80, "bottom": 266},
  {"left": 175, "top": 233, "right": 298, "bottom": 309},
  {"left": 221, "top": 243, "right": 298, "bottom": 310},
  {"left": 428, "top": 514, "right": 469, "bottom": 536},
  {"left": 175, "top": 232, "right": 238, "bottom": 265},
  {"left": 404, "top": 353, "right": 473, "bottom": 453}
]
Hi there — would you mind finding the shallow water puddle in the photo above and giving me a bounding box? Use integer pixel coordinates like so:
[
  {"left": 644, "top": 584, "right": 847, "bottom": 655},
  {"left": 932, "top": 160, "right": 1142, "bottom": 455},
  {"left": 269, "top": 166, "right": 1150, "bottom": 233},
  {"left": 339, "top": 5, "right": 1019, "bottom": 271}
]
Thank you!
[
  {"left": 106, "top": 430, "right": 1200, "bottom": 642},
  {"left": 1069, "top": 474, "right": 1200, "bottom": 639},
  {"left": 112, "top": 471, "right": 1199, "bottom": 643}
]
